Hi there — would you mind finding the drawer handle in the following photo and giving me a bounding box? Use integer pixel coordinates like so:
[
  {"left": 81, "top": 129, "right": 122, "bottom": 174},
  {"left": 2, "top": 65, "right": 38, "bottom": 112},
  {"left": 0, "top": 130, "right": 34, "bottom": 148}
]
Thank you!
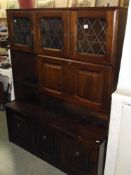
[
  {"left": 75, "top": 151, "right": 80, "bottom": 156},
  {"left": 42, "top": 135, "right": 47, "bottom": 140},
  {"left": 16, "top": 123, "right": 21, "bottom": 127},
  {"left": 68, "top": 61, "right": 72, "bottom": 66}
]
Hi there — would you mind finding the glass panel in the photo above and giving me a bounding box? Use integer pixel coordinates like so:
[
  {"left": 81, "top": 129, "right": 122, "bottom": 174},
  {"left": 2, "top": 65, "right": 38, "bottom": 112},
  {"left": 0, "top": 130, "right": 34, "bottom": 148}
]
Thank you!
[
  {"left": 12, "top": 17, "right": 33, "bottom": 47},
  {"left": 40, "top": 17, "right": 64, "bottom": 50},
  {"left": 77, "top": 17, "right": 108, "bottom": 56}
]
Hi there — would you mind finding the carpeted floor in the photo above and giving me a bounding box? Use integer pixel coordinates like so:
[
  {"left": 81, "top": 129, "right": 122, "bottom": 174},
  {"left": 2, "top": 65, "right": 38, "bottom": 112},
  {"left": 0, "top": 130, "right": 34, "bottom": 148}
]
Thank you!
[{"left": 0, "top": 111, "right": 66, "bottom": 175}]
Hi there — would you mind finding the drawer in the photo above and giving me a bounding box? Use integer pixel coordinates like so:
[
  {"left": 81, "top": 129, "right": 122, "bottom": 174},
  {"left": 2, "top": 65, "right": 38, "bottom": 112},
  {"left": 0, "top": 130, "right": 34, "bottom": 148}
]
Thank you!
[
  {"left": 37, "top": 127, "right": 60, "bottom": 164},
  {"left": 62, "top": 137, "right": 101, "bottom": 175},
  {"left": 6, "top": 108, "right": 35, "bottom": 152},
  {"left": 11, "top": 115, "right": 30, "bottom": 137}
]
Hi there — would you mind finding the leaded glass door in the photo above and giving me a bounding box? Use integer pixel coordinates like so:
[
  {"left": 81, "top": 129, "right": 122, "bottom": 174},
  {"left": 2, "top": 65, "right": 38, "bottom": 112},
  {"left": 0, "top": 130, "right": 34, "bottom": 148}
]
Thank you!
[
  {"left": 36, "top": 10, "right": 69, "bottom": 58},
  {"left": 70, "top": 9, "right": 115, "bottom": 65},
  {"left": 7, "top": 11, "right": 36, "bottom": 53}
]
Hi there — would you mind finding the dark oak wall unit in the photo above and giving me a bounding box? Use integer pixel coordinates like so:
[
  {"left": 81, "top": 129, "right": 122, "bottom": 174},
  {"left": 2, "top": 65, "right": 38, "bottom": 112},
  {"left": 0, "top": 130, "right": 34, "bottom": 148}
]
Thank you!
[{"left": 6, "top": 7, "right": 127, "bottom": 175}]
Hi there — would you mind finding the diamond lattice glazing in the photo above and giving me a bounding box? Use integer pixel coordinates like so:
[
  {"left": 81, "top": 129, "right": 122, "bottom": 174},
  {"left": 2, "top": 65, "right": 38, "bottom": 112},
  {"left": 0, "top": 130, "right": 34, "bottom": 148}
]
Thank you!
[
  {"left": 13, "top": 17, "right": 32, "bottom": 46},
  {"left": 77, "top": 17, "right": 108, "bottom": 56},
  {"left": 40, "top": 17, "right": 64, "bottom": 50}
]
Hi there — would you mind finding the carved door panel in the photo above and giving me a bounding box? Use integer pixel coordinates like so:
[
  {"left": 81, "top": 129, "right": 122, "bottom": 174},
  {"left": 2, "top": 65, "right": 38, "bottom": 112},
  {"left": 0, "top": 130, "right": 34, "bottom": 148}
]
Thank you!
[
  {"left": 69, "top": 61, "right": 112, "bottom": 112},
  {"left": 39, "top": 56, "right": 66, "bottom": 99}
]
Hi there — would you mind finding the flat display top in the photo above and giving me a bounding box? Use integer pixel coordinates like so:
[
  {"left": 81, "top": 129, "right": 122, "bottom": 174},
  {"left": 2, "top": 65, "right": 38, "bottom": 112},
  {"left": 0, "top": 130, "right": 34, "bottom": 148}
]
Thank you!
[{"left": 6, "top": 6, "right": 126, "bottom": 12}]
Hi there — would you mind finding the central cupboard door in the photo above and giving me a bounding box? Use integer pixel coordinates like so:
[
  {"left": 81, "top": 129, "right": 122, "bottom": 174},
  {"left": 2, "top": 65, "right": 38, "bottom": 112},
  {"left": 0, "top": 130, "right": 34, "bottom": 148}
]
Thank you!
[
  {"left": 39, "top": 56, "right": 112, "bottom": 113},
  {"left": 70, "top": 9, "right": 116, "bottom": 65},
  {"left": 36, "top": 10, "right": 69, "bottom": 58}
]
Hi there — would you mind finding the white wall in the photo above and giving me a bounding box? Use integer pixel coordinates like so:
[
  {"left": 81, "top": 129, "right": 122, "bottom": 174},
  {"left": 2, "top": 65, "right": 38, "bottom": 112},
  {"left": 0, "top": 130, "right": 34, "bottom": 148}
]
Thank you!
[
  {"left": 95, "top": 0, "right": 119, "bottom": 6},
  {"left": 109, "top": 0, "right": 119, "bottom": 6},
  {"left": 95, "top": 0, "right": 109, "bottom": 6},
  {"left": 115, "top": 104, "right": 131, "bottom": 175},
  {"left": 104, "top": 1, "right": 131, "bottom": 175},
  {"left": 0, "top": 0, "right": 8, "bottom": 17},
  {"left": 0, "top": 0, "right": 8, "bottom": 9},
  {"left": 54, "top": 0, "right": 68, "bottom": 7},
  {"left": 0, "top": 0, "right": 19, "bottom": 17}
]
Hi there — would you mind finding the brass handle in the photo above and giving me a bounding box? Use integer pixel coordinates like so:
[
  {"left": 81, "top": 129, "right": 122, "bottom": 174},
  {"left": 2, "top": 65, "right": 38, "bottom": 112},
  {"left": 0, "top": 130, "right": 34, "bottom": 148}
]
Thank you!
[
  {"left": 16, "top": 122, "right": 21, "bottom": 127},
  {"left": 42, "top": 135, "right": 47, "bottom": 140},
  {"left": 75, "top": 151, "right": 80, "bottom": 156},
  {"left": 78, "top": 135, "right": 81, "bottom": 139},
  {"left": 68, "top": 61, "right": 72, "bottom": 66}
]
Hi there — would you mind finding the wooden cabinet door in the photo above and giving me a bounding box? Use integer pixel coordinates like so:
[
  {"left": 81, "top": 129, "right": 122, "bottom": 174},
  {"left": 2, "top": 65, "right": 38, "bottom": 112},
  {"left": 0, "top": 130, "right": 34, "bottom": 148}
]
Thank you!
[
  {"left": 7, "top": 10, "right": 36, "bottom": 53},
  {"left": 62, "top": 137, "right": 101, "bottom": 175},
  {"left": 70, "top": 9, "right": 116, "bottom": 65},
  {"left": 36, "top": 127, "right": 60, "bottom": 165},
  {"left": 6, "top": 108, "right": 35, "bottom": 153},
  {"left": 39, "top": 56, "right": 66, "bottom": 99},
  {"left": 39, "top": 56, "right": 112, "bottom": 113},
  {"left": 67, "top": 61, "right": 112, "bottom": 113},
  {"left": 36, "top": 10, "right": 69, "bottom": 58}
]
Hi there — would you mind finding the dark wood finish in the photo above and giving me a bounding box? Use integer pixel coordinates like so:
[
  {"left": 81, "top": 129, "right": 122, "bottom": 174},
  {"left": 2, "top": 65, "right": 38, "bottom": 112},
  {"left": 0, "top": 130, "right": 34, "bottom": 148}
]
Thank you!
[
  {"left": 36, "top": 10, "right": 70, "bottom": 58},
  {"left": 62, "top": 136, "right": 106, "bottom": 175},
  {"left": 66, "top": 61, "right": 112, "bottom": 113},
  {"left": 6, "top": 7, "right": 127, "bottom": 175},
  {"left": 6, "top": 107, "right": 36, "bottom": 153},
  {"left": 7, "top": 11, "right": 36, "bottom": 53},
  {"left": 70, "top": 9, "right": 115, "bottom": 65},
  {"left": 111, "top": 8, "right": 128, "bottom": 91},
  {"left": 39, "top": 56, "right": 112, "bottom": 113},
  {"left": 11, "top": 51, "right": 38, "bottom": 86},
  {"left": 14, "top": 83, "right": 39, "bottom": 104},
  {"left": 62, "top": 138, "right": 90, "bottom": 175},
  {"left": 6, "top": 101, "right": 107, "bottom": 175},
  {"left": 11, "top": 50, "right": 39, "bottom": 103},
  {"left": 39, "top": 56, "right": 65, "bottom": 98},
  {"left": 36, "top": 126, "right": 61, "bottom": 165}
]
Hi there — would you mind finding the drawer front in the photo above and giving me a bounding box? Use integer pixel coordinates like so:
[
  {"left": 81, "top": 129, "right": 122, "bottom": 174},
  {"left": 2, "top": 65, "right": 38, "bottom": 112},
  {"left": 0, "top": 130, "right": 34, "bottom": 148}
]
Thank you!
[
  {"left": 62, "top": 138, "right": 99, "bottom": 175},
  {"left": 6, "top": 108, "right": 35, "bottom": 152},
  {"left": 37, "top": 127, "right": 60, "bottom": 164},
  {"left": 12, "top": 115, "right": 29, "bottom": 137}
]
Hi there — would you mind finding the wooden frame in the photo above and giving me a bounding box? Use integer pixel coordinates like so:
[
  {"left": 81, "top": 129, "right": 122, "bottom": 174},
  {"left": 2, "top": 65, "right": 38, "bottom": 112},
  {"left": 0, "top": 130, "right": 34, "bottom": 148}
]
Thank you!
[{"left": 37, "top": 0, "right": 55, "bottom": 8}]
